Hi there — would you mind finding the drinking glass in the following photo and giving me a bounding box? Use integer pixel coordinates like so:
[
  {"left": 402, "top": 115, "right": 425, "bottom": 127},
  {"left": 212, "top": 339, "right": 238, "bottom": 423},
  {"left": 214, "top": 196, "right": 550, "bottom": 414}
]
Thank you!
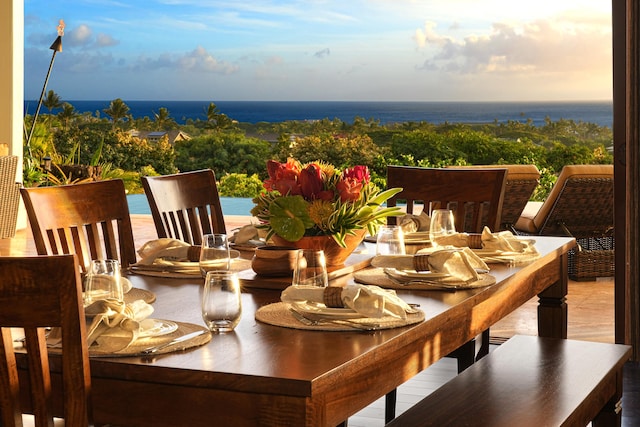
[
  {"left": 199, "top": 234, "right": 231, "bottom": 277},
  {"left": 83, "top": 259, "right": 123, "bottom": 305},
  {"left": 429, "top": 209, "right": 457, "bottom": 248},
  {"left": 201, "top": 271, "right": 242, "bottom": 333},
  {"left": 376, "top": 225, "right": 406, "bottom": 256},
  {"left": 292, "top": 249, "right": 328, "bottom": 287}
]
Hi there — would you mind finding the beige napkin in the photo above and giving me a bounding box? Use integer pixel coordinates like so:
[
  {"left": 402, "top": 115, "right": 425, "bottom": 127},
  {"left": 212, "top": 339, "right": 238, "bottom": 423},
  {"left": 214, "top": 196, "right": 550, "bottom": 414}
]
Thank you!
[
  {"left": 385, "top": 247, "right": 489, "bottom": 285},
  {"left": 480, "top": 227, "right": 529, "bottom": 252},
  {"left": 281, "top": 284, "right": 414, "bottom": 319},
  {"left": 136, "top": 238, "right": 193, "bottom": 265},
  {"left": 84, "top": 299, "right": 154, "bottom": 353},
  {"left": 229, "top": 224, "right": 265, "bottom": 248},
  {"left": 399, "top": 211, "right": 431, "bottom": 234}
]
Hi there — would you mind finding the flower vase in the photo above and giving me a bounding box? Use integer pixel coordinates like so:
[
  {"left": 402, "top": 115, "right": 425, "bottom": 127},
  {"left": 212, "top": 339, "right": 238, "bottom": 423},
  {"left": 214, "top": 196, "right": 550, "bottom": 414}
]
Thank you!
[{"left": 271, "top": 229, "right": 366, "bottom": 267}]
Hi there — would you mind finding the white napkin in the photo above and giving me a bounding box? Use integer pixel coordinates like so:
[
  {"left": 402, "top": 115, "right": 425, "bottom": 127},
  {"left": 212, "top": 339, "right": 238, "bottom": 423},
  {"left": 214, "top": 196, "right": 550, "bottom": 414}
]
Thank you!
[
  {"left": 84, "top": 299, "right": 155, "bottom": 352},
  {"left": 281, "top": 284, "right": 413, "bottom": 319}
]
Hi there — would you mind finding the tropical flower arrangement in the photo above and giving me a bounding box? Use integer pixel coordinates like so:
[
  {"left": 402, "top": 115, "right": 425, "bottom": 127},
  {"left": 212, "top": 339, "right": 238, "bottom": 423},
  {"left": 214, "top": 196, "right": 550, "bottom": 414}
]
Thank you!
[{"left": 251, "top": 158, "right": 403, "bottom": 247}]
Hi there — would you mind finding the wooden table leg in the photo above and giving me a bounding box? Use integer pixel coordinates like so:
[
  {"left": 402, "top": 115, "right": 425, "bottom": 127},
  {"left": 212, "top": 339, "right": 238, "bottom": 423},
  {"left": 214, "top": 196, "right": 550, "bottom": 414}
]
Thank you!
[{"left": 537, "top": 252, "right": 569, "bottom": 338}]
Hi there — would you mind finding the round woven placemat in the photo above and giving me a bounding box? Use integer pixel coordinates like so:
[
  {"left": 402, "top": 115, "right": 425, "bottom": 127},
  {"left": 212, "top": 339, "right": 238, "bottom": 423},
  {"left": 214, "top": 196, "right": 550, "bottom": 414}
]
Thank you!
[
  {"left": 124, "top": 287, "right": 156, "bottom": 304},
  {"left": 255, "top": 302, "right": 424, "bottom": 331},
  {"left": 89, "top": 321, "right": 211, "bottom": 357},
  {"left": 354, "top": 269, "right": 496, "bottom": 290}
]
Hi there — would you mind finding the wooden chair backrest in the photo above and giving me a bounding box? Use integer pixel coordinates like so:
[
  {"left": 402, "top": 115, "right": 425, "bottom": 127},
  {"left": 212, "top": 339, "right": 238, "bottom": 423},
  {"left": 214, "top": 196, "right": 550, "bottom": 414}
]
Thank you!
[
  {"left": 0, "top": 254, "right": 92, "bottom": 426},
  {"left": 387, "top": 166, "right": 507, "bottom": 233},
  {"left": 533, "top": 164, "right": 614, "bottom": 238},
  {"left": 20, "top": 179, "right": 137, "bottom": 273},
  {"left": 447, "top": 164, "right": 540, "bottom": 230},
  {"left": 141, "top": 169, "right": 226, "bottom": 245}
]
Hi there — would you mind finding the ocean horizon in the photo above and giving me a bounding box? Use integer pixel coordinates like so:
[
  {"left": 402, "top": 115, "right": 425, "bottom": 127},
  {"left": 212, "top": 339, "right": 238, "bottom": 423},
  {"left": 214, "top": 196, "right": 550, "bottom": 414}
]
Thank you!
[{"left": 24, "top": 100, "right": 613, "bottom": 128}]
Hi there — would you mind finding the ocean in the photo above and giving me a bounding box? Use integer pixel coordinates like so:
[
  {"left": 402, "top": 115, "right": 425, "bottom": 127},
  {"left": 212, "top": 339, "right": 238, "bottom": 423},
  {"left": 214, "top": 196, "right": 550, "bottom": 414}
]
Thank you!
[{"left": 25, "top": 100, "right": 614, "bottom": 128}]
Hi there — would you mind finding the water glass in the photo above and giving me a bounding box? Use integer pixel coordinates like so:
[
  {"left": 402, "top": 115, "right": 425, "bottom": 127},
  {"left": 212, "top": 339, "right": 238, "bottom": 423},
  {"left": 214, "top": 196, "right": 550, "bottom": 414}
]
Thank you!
[
  {"left": 376, "top": 225, "right": 406, "bottom": 256},
  {"left": 429, "top": 209, "right": 457, "bottom": 247},
  {"left": 292, "top": 249, "right": 328, "bottom": 287},
  {"left": 202, "top": 271, "right": 242, "bottom": 333},
  {"left": 83, "top": 259, "right": 123, "bottom": 305},
  {"left": 199, "top": 234, "right": 231, "bottom": 277}
]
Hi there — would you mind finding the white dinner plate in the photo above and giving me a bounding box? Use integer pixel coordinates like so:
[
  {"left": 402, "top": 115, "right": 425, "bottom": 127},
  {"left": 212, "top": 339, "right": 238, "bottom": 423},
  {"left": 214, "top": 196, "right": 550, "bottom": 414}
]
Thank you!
[
  {"left": 138, "top": 319, "right": 179, "bottom": 338},
  {"left": 383, "top": 268, "right": 450, "bottom": 280}
]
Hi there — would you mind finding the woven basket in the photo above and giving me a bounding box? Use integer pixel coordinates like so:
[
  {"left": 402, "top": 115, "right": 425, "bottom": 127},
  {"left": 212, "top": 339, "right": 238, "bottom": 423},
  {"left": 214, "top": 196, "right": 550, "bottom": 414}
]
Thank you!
[
  {"left": 568, "top": 236, "right": 615, "bottom": 281},
  {"left": 0, "top": 156, "right": 20, "bottom": 239}
]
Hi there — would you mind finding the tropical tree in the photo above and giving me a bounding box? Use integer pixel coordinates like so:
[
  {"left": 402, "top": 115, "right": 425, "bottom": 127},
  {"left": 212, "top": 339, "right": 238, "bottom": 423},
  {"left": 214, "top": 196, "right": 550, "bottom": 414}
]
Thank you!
[
  {"left": 42, "top": 90, "right": 62, "bottom": 113},
  {"left": 153, "top": 107, "right": 177, "bottom": 130},
  {"left": 57, "top": 102, "right": 77, "bottom": 131},
  {"left": 103, "top": 98, "right": 131, "bottom": 129}
]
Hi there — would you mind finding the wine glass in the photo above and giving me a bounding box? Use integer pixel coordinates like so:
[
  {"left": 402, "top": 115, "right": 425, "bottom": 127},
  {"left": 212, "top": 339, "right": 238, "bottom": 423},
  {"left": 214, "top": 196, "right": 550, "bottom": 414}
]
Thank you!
[
  {"left": 199, "top": 234, "right": 231, "bottom": 277},
  {"left": 376, "top": 225, "right": 406, "bottom": 256},
  {"left": 429, "top": 209, "right": 457, "bottom": 248},
  {"left": 202, "top": 271, "right": 242, "bottom": 333},
  {"left": 292, "top": 249, "right": 328, "bottom": 287}
]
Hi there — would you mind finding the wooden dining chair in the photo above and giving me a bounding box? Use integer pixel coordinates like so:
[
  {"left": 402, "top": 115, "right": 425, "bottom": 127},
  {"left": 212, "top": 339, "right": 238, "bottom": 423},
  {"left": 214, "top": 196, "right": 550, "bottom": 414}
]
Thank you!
[
  {"left": 0, "top": 254, "right": 93, "bottom": 426},
  {"left": 20, "top": 179, "right": 137, "bottom": 274},
  {"left": 384, "top": 165, "right": 508, "bottom": 423},
  {"left": 447, "top": 164, "right": 541, "bottom": 231},
  {"left": 141, "top": 169, "right": 226, "bottom": 245}
]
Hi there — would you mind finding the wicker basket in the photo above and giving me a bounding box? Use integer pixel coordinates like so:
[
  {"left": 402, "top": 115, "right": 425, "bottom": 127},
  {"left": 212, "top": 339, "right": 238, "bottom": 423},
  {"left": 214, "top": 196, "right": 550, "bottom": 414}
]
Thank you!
[
  {"left": 568, "top": 236, "right": 615, "bottom": 281},
  {"left": 0, "top": 156, "right": 20, "bottom": 239}
]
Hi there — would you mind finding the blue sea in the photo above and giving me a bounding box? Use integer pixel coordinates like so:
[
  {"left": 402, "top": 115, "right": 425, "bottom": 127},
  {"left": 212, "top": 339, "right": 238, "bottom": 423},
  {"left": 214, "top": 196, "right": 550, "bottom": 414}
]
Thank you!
[{"left": 25, "top": 100, "right": 614, "bottom": 128}]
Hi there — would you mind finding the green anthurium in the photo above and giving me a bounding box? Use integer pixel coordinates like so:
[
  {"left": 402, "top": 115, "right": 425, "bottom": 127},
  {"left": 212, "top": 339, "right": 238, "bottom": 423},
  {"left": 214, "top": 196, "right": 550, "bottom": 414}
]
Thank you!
[{"left": 268, "top": 195, "right": 315, "bottom": 241}]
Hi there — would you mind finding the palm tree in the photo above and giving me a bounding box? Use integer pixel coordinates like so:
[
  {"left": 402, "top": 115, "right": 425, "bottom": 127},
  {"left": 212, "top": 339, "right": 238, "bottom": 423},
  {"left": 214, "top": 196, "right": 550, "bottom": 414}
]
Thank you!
[
  {"left": 103, "top": 98, "right": 130, "bottom": 129},
  {"left": 57, "top": 102, "right": 76, "bottom": 131},
  {"left": 42, "top": 90, "right": 62, "bottom": 113},
  {"left": 153, "top": 107, "right": 177, "bottom": 130}
]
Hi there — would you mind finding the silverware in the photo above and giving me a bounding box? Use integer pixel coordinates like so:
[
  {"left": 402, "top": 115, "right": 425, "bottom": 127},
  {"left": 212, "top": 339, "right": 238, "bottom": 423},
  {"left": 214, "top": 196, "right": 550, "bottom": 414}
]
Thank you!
[
  {"left": 140, "top": 330, "right": 209, "bottom": 355},
  {"left": 289, "top": 308, "right": 380, "bottom": 331}
]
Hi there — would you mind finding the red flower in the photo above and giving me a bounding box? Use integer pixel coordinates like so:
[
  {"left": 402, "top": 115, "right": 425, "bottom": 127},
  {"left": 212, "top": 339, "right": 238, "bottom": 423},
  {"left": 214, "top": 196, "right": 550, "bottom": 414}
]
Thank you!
[
  {"left": 264, "top": 159, "right": 302, "bottom": 195},
  {"left": 342, "top": 165, "right": 370, "bottom": 184},
  {"left": 299, "top": 163, "right": 324, "bottom": 200},
  {"left": 336, "top": 177, "right": 364, "bottom": 202}
]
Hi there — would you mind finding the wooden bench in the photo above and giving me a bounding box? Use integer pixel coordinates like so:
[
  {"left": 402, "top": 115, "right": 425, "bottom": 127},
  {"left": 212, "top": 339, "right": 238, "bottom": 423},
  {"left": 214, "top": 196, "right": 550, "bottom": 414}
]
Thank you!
[{"left": 387, "top": 335, "right": 632, "bottom": 427}]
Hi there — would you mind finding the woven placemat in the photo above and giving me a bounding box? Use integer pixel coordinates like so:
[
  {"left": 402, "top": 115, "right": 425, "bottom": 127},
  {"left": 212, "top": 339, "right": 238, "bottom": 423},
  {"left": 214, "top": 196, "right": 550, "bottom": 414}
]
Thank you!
[
  {"left": 89, "top": 321, "right": 211, "bottom": 357},
  {"left": 354, "top": 268, "right": 496, "bottom": 290},
  {"left": 130, "top": 259, "right": 253, "bottom": 279},
  {"left": 256, "top": 302, "right": 425, "bottom": 331},
  {"left": 124, "top": 287, "right": 156, "bottom": 304}
]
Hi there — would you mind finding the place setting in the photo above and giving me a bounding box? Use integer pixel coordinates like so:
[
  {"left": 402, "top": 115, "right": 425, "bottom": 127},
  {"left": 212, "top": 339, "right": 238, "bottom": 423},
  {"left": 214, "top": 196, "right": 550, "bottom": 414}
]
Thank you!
[
  {"left": 45, "top": 259, "right": 212, "bottom": 357},
  {"left": 129, "top": 234, "right": 252, "bottom": 278},
  {"left": 255, "top": 248, "right": 425, "bottom": 331}
]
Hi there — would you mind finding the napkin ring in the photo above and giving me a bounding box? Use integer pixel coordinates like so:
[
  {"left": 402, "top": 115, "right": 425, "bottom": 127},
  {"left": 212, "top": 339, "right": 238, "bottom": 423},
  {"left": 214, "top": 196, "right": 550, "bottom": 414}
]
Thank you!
[
  {"left": 323, "top": 287, "right": 344, "bottom": 308},
  {"left": 187, "top": 245, "right": 201, "bottom": 262},
  {"left": 413, "top": 254, "right": 430, "bottom": 272},
  {"left": 467, "top": 234, "right": 483, "bottom": 249}
]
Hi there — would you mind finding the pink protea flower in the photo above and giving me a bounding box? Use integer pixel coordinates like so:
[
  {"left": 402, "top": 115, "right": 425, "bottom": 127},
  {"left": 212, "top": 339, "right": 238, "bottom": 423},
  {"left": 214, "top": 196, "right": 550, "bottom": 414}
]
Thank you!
[
  {"left": 299, "top": 163, "right": 324, "bottom": 200},
  {"left": 336, "top": 177, "right": 364, "bottom": 202},
  {"left": 342, "top": 165, "right": 370, "bottom": 184}
]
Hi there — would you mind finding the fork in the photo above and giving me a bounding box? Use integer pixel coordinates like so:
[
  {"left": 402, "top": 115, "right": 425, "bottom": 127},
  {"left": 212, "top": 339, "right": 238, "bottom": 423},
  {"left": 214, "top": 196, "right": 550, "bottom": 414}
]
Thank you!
[{"left": 289, "top": 308, "right": 380, "bottom": 331}]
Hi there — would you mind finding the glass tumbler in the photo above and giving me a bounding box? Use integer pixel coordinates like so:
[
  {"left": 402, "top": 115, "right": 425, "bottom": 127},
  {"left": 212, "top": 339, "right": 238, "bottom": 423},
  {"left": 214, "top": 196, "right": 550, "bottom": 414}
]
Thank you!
[
  {"left": 83, "top": 259, "right": 123, "bottom": 305},
  {"left": 199, "top": 233, "right": 231, "bottom": 277},
  {"left": 202, "top": 271, "right": 242, "bottom": 333},
  {"left": 429, "top": 209, "right": 457, "bottom": 248},
  {"left": 292, "top": 249, "right": 329, "bottom": 287},
  {"left": 376, "top": 225, "right": 406, "bottom": 256}
]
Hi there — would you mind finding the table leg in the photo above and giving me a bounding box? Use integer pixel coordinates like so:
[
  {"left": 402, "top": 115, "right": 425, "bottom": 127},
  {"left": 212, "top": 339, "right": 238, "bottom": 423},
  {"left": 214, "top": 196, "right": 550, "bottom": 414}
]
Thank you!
[{"left": 537, "top": 252, "right": 569, "bottom": 338}]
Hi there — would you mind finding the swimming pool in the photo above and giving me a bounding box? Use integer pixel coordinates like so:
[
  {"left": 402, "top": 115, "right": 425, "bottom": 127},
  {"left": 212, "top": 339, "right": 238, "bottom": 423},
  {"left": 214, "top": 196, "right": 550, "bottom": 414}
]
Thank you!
[{"left": 126, "top": 194, "right": 255, "bottom": 216}]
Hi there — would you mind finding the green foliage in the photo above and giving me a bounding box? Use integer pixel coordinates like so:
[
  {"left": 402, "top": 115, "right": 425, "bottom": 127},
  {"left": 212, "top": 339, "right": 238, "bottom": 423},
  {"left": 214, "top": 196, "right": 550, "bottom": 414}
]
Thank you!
[{"left": 218, "top": 173, "right": 263, "bottom": 198}]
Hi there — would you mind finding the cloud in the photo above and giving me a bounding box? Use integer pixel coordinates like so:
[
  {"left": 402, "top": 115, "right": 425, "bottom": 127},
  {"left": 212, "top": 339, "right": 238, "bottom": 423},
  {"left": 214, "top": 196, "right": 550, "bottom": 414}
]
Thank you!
[
  {"left": 66, "top": 24, "right": 93, "bottom": 47},
  {"left": 414, "top": 11, "right": 611, "bottom": 77},
  {"left": 96, "top": 33, "right": 119, "bottom": 47},
  {"left": 313, "top": 48, "right": 330, "bottom": 59}
]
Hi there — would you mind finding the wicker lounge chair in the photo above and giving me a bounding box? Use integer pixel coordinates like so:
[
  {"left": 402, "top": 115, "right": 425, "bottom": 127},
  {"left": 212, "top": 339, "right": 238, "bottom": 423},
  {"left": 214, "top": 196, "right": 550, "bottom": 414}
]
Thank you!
[
  {"left": 0, "top": 155, "right": 20, "bottom": 239},
  {"left": 447, "top": 164, "right": 540, "bottom": 232},
  {"left": 515, "top": 164, "right": 614, "bottom": 280}
]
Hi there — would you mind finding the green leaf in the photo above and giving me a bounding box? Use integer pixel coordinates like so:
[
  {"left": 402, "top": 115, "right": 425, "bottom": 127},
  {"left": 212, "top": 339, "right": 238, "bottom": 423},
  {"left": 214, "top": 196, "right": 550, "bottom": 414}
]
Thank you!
[{"left": 268, "top": 195, "right": 314, "bottom": 241}]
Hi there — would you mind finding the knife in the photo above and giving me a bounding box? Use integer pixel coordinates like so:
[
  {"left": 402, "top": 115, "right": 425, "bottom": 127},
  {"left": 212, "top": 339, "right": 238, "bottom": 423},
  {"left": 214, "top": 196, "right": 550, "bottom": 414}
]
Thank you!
[{"left": 140, "top": 330, "right": 209, "bottom": 355}]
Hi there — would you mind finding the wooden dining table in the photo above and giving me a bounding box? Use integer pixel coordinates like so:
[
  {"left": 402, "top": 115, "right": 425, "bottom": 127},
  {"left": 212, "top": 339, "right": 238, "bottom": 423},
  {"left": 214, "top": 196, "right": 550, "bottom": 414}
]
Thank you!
[{"left": 46, "top": 236, "right": 574, "bottom": 427}]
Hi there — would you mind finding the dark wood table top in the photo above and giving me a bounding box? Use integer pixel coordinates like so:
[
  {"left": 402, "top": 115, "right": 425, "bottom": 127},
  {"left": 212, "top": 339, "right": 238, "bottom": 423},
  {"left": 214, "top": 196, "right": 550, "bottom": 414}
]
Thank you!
[{"left": 76, "top": 236, "right": 575, "bottom": 426}]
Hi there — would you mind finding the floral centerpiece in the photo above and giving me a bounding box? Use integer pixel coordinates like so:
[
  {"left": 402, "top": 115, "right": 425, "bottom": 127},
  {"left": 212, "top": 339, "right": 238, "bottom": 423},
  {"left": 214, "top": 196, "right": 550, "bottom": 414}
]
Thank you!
[{"left": 251, "top": 158, "right": 403, "bottom": 253}]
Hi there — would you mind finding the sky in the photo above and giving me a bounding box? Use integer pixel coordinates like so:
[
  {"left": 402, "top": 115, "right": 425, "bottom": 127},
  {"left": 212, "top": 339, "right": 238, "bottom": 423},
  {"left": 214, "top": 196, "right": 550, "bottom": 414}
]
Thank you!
[{"left": 23, "top": 0, "right": 612, "bottom": 102}]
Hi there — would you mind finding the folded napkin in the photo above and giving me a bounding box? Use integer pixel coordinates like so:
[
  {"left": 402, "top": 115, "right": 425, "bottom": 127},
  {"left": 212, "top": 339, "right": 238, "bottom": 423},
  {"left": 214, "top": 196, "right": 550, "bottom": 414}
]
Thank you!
[
  {"left": 136, "top": 238, "right": 200, "bottom": 265},
  {"left": 281, "top": 284, "right": 414, "bottom": 319},
  {"left": 399, "top": 211, "right": 431, "bottom": 234},
  {"left": 84, "top": 299, "right": 154, "bottom": 353},
  {"left": 385, "top": 247, "right": 489, "bottom": 285},
  {"left": 480, "top": 227, "right": 529, "bottom": 252},
  {"left": 229, "top": 224, "right": 266, "bottom": 248}
]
